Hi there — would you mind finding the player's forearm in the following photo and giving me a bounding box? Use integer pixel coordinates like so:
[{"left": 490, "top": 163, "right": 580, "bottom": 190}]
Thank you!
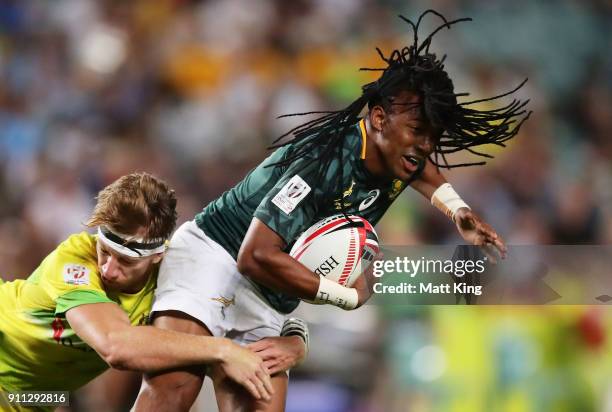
[
  {"left": 103, "top": 326, "right": 230, "bottom": 372},
  {"left": 410, "top": 159, "right": 447, "bottom": 199},
  {"left": 238, "top": 246, "right": 319, "bottom": 300}
]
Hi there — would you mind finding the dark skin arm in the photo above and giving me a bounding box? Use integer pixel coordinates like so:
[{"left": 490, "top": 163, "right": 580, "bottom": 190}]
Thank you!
[
  {"left": 410, "top": 158, "right": 448, "bottom": 199},
  {"left": 237, "top": 218, "right": 371, "bottom": 306},
  {"left": 411, "top": 160, "right": 507, "bottom": 257}
]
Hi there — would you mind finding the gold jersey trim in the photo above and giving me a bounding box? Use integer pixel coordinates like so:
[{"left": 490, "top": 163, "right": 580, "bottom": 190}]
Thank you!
[{"left": 358, "top": 119, "right": 367, "bottom": 159}]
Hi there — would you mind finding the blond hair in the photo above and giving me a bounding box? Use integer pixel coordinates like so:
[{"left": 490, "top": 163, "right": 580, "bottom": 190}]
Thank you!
[{"left": 86, "top": 172, "right": 177, "bottom": 241}]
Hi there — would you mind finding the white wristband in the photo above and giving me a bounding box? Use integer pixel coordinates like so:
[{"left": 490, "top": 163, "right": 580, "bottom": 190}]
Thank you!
[
  {"left": 431, "top": 183, "right": 470, "bottom": 222},
  {"left": 313, "top": 277, "right": 358, "bottom": 310}
]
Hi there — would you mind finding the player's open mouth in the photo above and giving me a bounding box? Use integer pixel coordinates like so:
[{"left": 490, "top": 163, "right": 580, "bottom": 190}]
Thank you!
[{"left": 402, "top": 155, "right": 421, "bottom": 173}]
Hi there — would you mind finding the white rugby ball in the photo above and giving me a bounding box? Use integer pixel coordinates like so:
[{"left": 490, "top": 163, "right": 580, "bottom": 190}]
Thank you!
[{"left": 289, "top": 214, "right": 379, "bottom": 287}]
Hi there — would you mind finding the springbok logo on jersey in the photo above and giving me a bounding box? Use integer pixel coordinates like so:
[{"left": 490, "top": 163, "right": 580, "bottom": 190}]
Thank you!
[
  {"left": 63, "top": 263, "right": 90, "bottom": 286},
  {"left": 359, "top": 189, "right": 380, "bottom": 211},
  {"left": 334, "top": 180, "right": 356, "bottom": 210},
  {"left": 272, "top": 175, "right": 311, "bottom": 215}
]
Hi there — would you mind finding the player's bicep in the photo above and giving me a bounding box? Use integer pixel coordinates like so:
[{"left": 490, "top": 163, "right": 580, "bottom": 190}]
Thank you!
[
  {"left": 237, "top": 217, "right": 286, "bottom": 273},
  {"left": 242, "top": 217, "right": 287, "bottom": 252},
  {"left": 66, "top": 302, "right": 131, "bottom": 356}
]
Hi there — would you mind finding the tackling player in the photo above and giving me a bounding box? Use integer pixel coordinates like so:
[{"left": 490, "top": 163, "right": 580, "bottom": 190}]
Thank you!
[
  {"left": 136, "top": 10, "right": 530, "bottom": 412},
  {"left": 0, "top": 172, "right": 307, "bottom": 411}
]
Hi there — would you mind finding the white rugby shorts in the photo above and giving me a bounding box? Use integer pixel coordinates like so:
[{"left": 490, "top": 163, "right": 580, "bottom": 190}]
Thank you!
[{"left": 152, "top": 220, "right": 286, "bottom": 344}]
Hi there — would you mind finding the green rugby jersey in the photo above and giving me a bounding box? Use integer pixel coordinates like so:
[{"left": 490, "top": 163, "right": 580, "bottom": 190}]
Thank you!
[{"left": 196, "top": 120, "right": 414, "bottom": 313}]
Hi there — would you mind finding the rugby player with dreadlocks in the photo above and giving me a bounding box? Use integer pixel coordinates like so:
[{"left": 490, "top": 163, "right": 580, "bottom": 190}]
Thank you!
[{"left": 135, "top": 10, "right": 531, "bottom": 412}]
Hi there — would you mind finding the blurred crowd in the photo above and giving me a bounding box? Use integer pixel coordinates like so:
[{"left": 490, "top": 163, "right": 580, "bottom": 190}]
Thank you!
[{"left": 1, "top": 0, "right": 611, "bottom": 411}]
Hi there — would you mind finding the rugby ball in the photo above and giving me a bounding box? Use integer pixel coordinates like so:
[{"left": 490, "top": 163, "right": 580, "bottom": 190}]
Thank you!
[{"left": 289, "top": 215, "right": 379, "bottom": 287}]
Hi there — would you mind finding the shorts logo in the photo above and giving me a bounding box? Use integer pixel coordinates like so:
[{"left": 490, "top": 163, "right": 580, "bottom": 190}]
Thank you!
[
  {"left": 211, "top": 295, "right": 235, "bottom": 320},
  {"left": 272, "top": 175, "right": 311, "bottom": 215},
  {"left": 211, "top": 295, "right": 236, "bottom": 308},
  {"left": 63, "top": 263, "right": 90, "bottom": 286},
  {"left": 359, "top": 189, "right": 380, "bottom": 211}
]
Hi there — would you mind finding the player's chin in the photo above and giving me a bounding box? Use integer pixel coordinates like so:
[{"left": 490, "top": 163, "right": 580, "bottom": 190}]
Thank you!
[
  {"left": 101, "top": 277, "right": 121, "bottom": 290},
  {"left": 394, "top": 164, "right": 415, "bottom": 181}
]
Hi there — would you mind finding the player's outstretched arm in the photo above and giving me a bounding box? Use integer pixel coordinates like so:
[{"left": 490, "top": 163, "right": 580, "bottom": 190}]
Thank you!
[
  {"left": 66, "top": 302, "right": 274, "bottom": 401},
  {"left": 410, "top": 160, "right": 506, "bottom": 258},
  {"left": 238, "top": 218, "right": 370, "bottom": 309}
]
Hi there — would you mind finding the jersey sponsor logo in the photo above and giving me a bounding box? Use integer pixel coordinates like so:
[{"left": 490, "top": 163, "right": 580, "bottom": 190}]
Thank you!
[
  {"left": 272, "top": 175, "right": 311, "bottom": 215},
  {"left": 359, "top": 189, "right": 380, "bottom": 211},
  {"left": 51, "top": 317, "right": 91, "bottom": 350},
  {"left": 51, "top": 317, "right": 65, "bottom": 343},
  {"left": 63, "top": 263, "right": 90, "bottom": 286}
]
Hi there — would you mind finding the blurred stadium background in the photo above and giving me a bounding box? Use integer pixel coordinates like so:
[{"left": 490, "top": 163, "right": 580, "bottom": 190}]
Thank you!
[{"left": 1, "top": 0, "right": 611, "bottom": 411}]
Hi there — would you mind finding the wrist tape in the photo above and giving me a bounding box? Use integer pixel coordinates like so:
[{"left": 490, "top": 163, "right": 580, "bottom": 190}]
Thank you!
[
  {"left": 313, "top": 277, "right": 358, "bottom": 310},
  {"left": 431, "top": 183, "right": 470, "bottom": 222}
]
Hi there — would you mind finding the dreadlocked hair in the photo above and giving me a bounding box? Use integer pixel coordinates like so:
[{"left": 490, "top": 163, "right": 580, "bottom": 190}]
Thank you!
[{"left": 269, "top": 9, "right": 531, "bottom": 216}]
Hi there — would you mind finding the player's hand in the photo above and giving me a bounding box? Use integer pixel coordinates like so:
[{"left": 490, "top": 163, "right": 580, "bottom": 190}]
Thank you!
[
  {"left": 454, "top": 208, "right": 507, "bottom": 261},
  {"left": 247, "top": 335, "right": 306, "bottom": 375},
  {"left": 218, "top": 339, "right": 274, "bottom": 401},
  {"left": 354, "top": 251, "right": 383, "bottom": 307}
]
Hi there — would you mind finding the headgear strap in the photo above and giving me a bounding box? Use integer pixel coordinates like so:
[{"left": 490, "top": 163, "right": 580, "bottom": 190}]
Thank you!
[{"left": 97, "top": 226, "right": 167, "bottom": 258}]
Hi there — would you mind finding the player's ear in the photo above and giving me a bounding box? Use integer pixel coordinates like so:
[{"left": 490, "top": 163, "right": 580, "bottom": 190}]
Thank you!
[{"left": 369, "top": 106, "right": 386, "bottom": 133}]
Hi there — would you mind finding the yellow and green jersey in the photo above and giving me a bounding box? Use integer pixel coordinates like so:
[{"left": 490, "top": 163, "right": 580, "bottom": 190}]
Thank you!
[{"left": 0, "top": 232, "right": 156, "bottom": 393}]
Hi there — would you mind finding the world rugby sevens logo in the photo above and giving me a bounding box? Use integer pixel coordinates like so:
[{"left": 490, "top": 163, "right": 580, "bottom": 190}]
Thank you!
[{"left": 287, "top": 182, "right": 307, "bottom": 198}]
